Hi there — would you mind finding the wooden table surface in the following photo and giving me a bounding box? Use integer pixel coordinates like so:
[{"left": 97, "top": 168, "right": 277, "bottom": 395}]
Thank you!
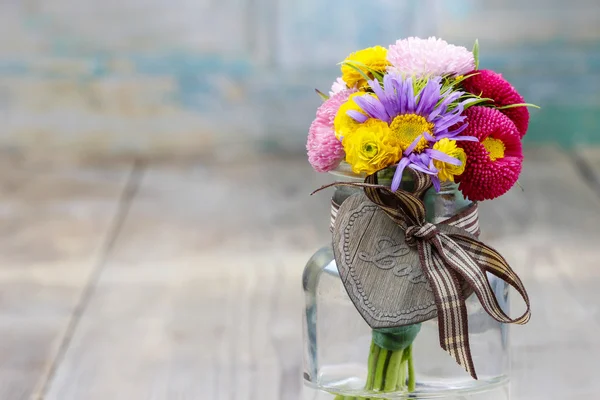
[{"left": 1, "top": 147, "right": 599, "bottom": 400}]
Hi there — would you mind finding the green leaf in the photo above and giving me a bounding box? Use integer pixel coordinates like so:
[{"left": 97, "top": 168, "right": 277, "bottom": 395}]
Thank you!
[
  {"left": 341, "top": 62, "right": 374, "bottom": 86},
  {"left": 463, "top": 96, "right": 494, "bottom": 109},
  {"left": 515, "top": 181, "right": 525, "bottom": 192},
  {"left": 412, "top": 77, "right": 429, "bottom": 96},
  {"left": 453, "top": 72, "right": 479, "bottom": 86},
  {"left": 472, "top": 39, "right": 480, "bottom": 70},
  {"left": 346, "top": 60, "right": 386, "bottom": 80},
  {"left": 496, "top": 103, "right": 541, "bottom": 110},
  {"left": 314, "top": 88, "right": 330, "bottom": 101}
]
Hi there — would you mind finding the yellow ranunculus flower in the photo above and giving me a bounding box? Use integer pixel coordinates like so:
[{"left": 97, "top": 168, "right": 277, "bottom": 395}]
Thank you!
[
  {"left": 334, "top": 92, "right": 368, "bottom": 140},
  {"left": 341, "top": 46, "right": 391, "bottom": 90},
  {"left": 342, "top": 119, "right": 402, "bottom": 175},
  {"left": 432, "top": 138, "right": 467, "bottom": 182}
]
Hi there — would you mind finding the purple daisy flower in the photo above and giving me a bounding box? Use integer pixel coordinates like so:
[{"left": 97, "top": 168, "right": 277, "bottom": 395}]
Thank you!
[{"left": 349, "top": 74, "right": 478, "bottom": 191}]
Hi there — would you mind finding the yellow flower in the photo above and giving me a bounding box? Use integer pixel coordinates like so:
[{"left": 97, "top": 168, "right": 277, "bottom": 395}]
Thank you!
[
  {"left": 342, "top": 119, "right": 402, "bottom": 175},
  {"left": 341, "top": 46, "right": 391, "bottom": 89},
  {"left": 334, "top": 93, "right": 369, "bottom": 140},
  {"left": 432, "top": 138, "right": 467, "bottom": 182}
]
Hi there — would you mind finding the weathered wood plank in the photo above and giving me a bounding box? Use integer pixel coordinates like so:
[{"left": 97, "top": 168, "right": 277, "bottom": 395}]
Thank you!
[
  {"left": 43, "top": 157, "right": 325, "bottom": 400},
  {"left": 577, "top": 147, "right": 600, "bottom": 172},
  {"left": 0, "top": 158, "right": 131, "bottom": 400},
  {"left": 43, "top": 149, "right": 600, "bottom": 400},
  {"left": 477, "top": 147, "right": 600, "bottom": 399}
]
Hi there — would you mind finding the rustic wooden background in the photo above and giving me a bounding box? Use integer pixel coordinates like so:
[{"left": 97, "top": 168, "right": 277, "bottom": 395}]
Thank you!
[{"left": 0, "top": 146, "right": 598, "bottom": 399}]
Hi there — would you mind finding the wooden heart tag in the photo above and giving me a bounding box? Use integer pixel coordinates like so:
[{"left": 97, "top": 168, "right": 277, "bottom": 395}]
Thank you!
[{"left": 332, "top": 191, "right": 437, "bottom": 329}]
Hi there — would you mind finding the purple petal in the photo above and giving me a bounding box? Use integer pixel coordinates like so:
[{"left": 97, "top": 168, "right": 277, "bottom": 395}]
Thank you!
[
  {"left": 354, "top": 95, "right": 390, "bottom": 123},
  {"left": 449, "top": 103, "right": 465, "bottom": 117},
  {"left": 404, "top": 77, "right": 416, "bottom": 113},
  {"left": 347, "top": 109, "right": 368, "bottom": 123},
  {"left": 391, "top": 157, "right": 411, "bottom": 192},
  {"left": 409, "top": 163, "right": 436, "bottom": 175},
  {"left": 423, "top": 131, "right": 435, "bottom": 142},
  {"left": 431, "top": 175, "right": 441, "bottom": 191},
  {"left": 404, "top": 134, "right": 423, "bottom": 155},
  {"left": 399, "top": 78, "right": 409, "bottom": 114},
  {"left": 382, "top": 74, "right": 401, "bottom": 116},
  {"left": 429, "top": 91, "right": 462, "bottom": 121},
  {"left": 411, "top": 152, "right": 428, "bottom": 164},
  {"left": 445, "top": 122, "right": 469, "bottom": 136},
  {"left": 426, "top": 149, "right": 462, "bottom": 165},
  {"left": 391, "top": 77, "right": 405, "bottom": 115},
  {"left": 429, "top": 159, "right": 439, "bottom": 173},
  {"left": 450, "top": 135, "right": 479, "bottom": 142},
  {"left": 433, "top": 114, "right": 466, "bottom": 132},
  {"left": 416, "top": 77, "right": 441, "bottom": 116},
  {"left": 368, "top": 79, "right": 388, "bottom": 111},
  {"left": 407, "top": 153, "right": 437, "bottom": 175}
]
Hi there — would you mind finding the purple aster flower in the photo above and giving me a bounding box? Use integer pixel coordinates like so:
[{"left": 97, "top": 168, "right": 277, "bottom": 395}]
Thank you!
[{"left": 349, "top": 74, "right": 477, "bottom": 191}]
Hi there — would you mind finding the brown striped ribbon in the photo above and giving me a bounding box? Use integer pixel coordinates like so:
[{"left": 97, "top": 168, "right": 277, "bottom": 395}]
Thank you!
[{"left": 322, "top": 173, "right": 530, "bottom": 379}]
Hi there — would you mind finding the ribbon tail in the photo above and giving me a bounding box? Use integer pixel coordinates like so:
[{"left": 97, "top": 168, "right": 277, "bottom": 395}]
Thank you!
[
  {"left": 418, "top": 242, "right": 478, "bottom": 379},
  {"left": 433, "top": 234, "right": 530, "bottom": 325},
  {"left": 450, "top": 235, "right": 531, "bottom": 325}
]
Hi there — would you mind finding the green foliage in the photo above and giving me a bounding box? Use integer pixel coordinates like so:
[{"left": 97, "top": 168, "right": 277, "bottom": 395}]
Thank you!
[
  {"left": 496, "top": 103, "right": 541, "bottom": 110},
  {"left": 314, "top": 88, "right": 330, "bottom": 101},
  {"left": 472, "top": 39, "right": 480, "bottom": 70},
  {"left": 412, "top": 77, "right": 429, "bottom": 95},
  {"left": 340, "top": 60, "right": 385, "bottom": 86},
  {"left": 434, "top": 74, "right": 488, "bottom": 111},
  {"left": 340, "top": 62, "right": 373, "bottom": 86},
  {"left": 452, "top": 72, "right": 479, "bottom": 87}
]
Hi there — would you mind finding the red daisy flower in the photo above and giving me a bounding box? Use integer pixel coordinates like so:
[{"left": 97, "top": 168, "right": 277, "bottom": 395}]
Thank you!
[
  {"left": 462, "top": 69, "right": 529, "bottom": 138},
  {"left": 456, "top": 106, "right": 523, "bottom": 201}
]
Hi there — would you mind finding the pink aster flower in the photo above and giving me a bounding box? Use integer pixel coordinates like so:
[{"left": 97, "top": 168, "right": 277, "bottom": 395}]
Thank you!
[
  {"left": 456, "top": 106, "right": 523, "bottom": 201},
  {"left": 462, "top": 69, "right": 530, "bottom": 137},
  {"left": 307, "top": 89, "right": 355, "bottom": 172},
  {"left": 387, "top": 37, "right": 475, "bottom": 78}
]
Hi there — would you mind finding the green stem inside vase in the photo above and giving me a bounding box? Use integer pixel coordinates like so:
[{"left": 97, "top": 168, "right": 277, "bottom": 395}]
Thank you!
[
  {"left": 366, "top": 325, "right": 420, "bottom": 397},
  {"left": 332, "top": 326, "right": 420, "bottom": 400}
]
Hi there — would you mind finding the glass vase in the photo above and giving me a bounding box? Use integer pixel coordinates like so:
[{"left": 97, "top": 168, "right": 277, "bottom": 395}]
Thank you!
[{"left": 302, "top": 172, "right": 510, "bottom": 400}]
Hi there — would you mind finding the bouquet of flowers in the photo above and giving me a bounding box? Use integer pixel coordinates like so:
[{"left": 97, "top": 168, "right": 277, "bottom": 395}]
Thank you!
[
  {"left": 305, "top": 37, "right": 535, "bottom": 398},
  {"left": 308, "top": 36, "right": 537, "bottom": 200}
]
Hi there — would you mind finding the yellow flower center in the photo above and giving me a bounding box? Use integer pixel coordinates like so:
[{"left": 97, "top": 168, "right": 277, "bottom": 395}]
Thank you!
[
  {"left": 389, "top": 114, "right": 434, "bottom": 153},
  {"left": 362, "top": 142, "right": 378, "bottom": 159},
  {"left": 482, "top": 137, "right": 506, "bottom": 161}
]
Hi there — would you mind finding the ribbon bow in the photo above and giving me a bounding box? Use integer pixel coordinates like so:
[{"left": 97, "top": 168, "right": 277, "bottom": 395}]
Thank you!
[{"left": 318, "top": 172, "right": 531, "bottom": 379}]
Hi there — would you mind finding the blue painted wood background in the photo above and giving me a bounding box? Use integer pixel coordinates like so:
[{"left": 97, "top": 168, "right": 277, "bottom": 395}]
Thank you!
[{"left": 0, "top": 0, "right": 598, "bottom": 156}]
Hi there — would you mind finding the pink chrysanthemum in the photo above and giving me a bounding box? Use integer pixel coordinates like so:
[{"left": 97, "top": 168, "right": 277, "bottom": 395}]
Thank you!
[
  {"left": 462, "top": 69, "right": 530, "bottom": 137},
  {"left": 307, "top": 89, "right": 355, "bottom": 172},
  {"left": 456, "top": 106, "right": 523, "bottom": 201},
  {"left": 387, "top": 37, "right": 474, "bottom": 78}
]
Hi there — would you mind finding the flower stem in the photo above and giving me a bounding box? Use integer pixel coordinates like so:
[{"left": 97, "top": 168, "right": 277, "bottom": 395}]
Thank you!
[
  {"left": 383, "top": 349, "right": 403, "bottom": 391},
  {"left": 407, "top": 344, "right": 416, "bottom": 392},
  {"left": 398, "top": 357, "right": 406, "bottom": 391},
  {"left": 373, "top": 348, "right": 389, "bottom": 390},
  {"left": 365, "top": 340, "right": 380, "bottom": 390}
]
